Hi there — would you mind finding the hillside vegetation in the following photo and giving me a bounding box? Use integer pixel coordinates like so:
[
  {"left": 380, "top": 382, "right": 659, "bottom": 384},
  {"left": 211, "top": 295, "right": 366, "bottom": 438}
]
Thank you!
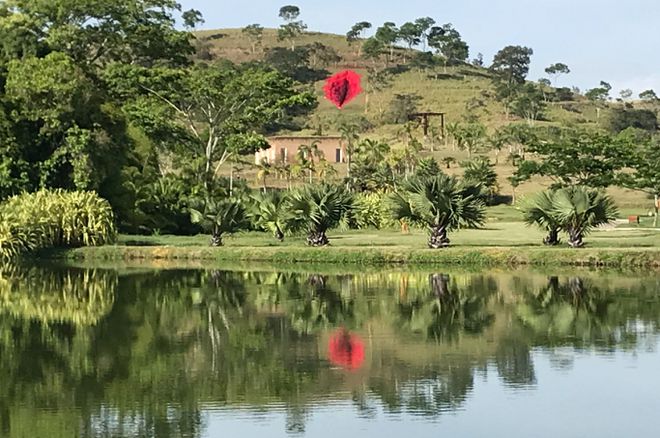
[
  {"left": 195, "top": 28, "right": 655, "bottom": 210},
  {"left": 196, "top": 28, "right": 606, "bottom": 133}
]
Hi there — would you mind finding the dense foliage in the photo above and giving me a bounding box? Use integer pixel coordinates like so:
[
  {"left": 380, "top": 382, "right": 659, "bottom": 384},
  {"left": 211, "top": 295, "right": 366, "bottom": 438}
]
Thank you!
[
  {"left": 522, "top": 187, "right": 618, "bottom": 247},
  {"left": 0, "top": 190, "right": 116, "bottom": 260}
]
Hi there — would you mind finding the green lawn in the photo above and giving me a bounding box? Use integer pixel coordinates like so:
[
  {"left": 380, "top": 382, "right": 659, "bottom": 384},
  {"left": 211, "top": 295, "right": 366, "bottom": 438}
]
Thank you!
[{"left": 118, "top": 221, "right": 660, "bottom": 250}]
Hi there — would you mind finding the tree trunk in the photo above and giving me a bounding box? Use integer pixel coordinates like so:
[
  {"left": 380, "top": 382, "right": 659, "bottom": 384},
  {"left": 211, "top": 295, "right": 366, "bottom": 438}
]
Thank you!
[
  {"left": 229, "top": 166, "right": 234, "bottom": 196},
  {"left": 428, "top": 225, "right": 450, "bottom": 249},
  {"left": 307, "top": 230, "right": 329, "bottom": 247},
  {"left": 567, "top": 228, "right": 583, "bottom": 248},
  {"left": 210, "top": 230, "right": 223, "bottom": 247},
  {"left": 543, "top": 228, "right": 561, "bottom": 246},
  {"left": 275, "top": 227, "right": 284, "bottom": 242}
]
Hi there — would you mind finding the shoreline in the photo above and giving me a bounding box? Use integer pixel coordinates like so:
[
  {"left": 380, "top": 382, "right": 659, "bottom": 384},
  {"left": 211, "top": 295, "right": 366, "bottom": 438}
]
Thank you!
[{"left": 37, "top": 245, "right": 660, "bottom": 269}]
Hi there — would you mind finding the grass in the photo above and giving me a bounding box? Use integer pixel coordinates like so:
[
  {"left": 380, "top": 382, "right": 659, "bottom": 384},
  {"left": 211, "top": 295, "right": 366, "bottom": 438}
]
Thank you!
[{"left": 42, "top": 221, "right": 660, "bottom": 269}]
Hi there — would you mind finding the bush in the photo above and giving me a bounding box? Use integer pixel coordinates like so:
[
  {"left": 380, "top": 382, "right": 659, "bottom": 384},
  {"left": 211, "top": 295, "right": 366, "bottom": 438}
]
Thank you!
[
  {"left": 352, "top": 192, "right": 397, "bottom": 229},
  {"left": 0, "top": 189, "right": 116, "bottom": 261}
]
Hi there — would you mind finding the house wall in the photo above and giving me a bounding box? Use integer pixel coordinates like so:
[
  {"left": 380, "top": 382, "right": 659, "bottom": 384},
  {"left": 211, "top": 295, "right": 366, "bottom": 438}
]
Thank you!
[{"left": 256, "top": 137, "right": 346, "bottom": 164}]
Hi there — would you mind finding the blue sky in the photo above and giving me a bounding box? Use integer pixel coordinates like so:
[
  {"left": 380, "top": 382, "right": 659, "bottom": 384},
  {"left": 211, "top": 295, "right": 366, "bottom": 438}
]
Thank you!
[{"left": 180, "top": 0, "right": 660, "bottom": 96}]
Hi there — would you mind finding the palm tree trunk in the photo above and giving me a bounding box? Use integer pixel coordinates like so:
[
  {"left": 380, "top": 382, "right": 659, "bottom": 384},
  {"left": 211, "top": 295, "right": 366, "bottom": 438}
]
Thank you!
[
  {"left": 307, "top": 230, "right": 329, "bottom": 246},
  {"left": 275, "top": 227, "right": 285, "bottom": 242},
  {"left": 567, "top": 228, "right": 583, "bottom": 248},
  {"left": 210, "top": 229, "right": 223, "bottom": 247},
  {"left": 428, "top": 225, "right": 450, "bottom": 249},
  {"left": 543, "top": 228, "right": 560, "bottom": 246}
]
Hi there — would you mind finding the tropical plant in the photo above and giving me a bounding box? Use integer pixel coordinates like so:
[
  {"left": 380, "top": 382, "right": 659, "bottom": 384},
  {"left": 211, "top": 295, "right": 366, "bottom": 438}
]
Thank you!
[
  {"left": 351, "top": 192, "right": 395, "bottom": 229},
  {"left": 461, "top": 157, "right": 500, "bottom": 202},
  {"left": 387, "top": 175, "right": 486, "bottom": 248},
  {"left": 288, "top": 183, "right": 353, "bottom": 246},
  {"left": 415, "top": 157, "right": 443, "bottom": 179},
  {"left": 551, "top": 187, "right": 618, "bottom": 248},
  {"left": 249, "top": 191, "right": 292, "bottom": 241},
  {"left": 521, "top": 190, "right": 562, "bottom": 245},
  {"left": 255, "top": 158, "right": 273, "bottom": 192},
  {"left": 190, "top": 198, "right": 249, "bottom": 246},
  {"left": 0, "top": 189, "right": 116, "bottom": 261}
]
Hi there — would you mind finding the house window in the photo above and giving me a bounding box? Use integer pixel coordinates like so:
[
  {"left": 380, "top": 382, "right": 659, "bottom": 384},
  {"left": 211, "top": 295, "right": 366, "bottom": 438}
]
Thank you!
[{"left": 335, "top": 148, "right": 341, "bottom": 163}]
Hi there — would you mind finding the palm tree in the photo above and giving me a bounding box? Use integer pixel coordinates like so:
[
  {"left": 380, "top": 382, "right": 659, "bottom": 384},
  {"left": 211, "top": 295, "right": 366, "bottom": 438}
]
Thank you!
[
  {"left": 339, "top": 123, "right": 360, "bottom": 180},
  {"left": 387, "top": 174, "right": 485, "bottom": 248},
  {"left": 461, "top": 157, "right": 499, "bottom": 201},
  {"left": 249, "top": 191, "right": 291, "bottom": 241},
  {"left": 190, "top": 198, "right": 249, "bottom": 246},
  {"left": 552, "top": 186, "right": 618, "bottom": 248},
  {"left": 521, "top": 190, "right": 562, "bottom": 246},
  {"left": 288, "top": 183, "right": 354, "bottom": 246},
  {"left": 255, "top": 158, "right": 272, "bottom": 192},
  {"left": 295, "top": 141, "right": 324, "bottom": 184}
]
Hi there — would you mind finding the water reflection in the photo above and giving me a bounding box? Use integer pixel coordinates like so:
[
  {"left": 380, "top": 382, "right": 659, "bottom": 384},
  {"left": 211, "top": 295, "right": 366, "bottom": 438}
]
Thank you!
[{"left": 0, "top": 266, "right": 658, "bottom": 437}]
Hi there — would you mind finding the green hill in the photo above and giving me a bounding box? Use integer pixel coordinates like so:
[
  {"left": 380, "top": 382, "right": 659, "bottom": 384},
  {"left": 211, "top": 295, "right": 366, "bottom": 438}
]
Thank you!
[
  {"left": 196, "top": 28, "right": 607, "bottom": 133},
  {"left": 195, "top": 28, "right": 653, "bottom": 211}
]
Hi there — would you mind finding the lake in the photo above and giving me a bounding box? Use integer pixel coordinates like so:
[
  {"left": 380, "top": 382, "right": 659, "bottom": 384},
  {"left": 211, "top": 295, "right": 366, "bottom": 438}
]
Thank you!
[{"left": 1, "top": 264, "right": 659, "bottom": 438}]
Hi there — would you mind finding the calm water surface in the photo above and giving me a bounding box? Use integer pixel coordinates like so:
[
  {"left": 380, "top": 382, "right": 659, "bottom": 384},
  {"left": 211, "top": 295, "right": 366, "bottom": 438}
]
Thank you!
[{"left": 1, "top": 265, "right": 659, "bottom": 438}]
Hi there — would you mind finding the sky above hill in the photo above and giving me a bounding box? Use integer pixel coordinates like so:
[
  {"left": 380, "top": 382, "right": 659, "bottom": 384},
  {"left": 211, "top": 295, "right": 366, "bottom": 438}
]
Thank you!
[{"left": 180, "top": 0, "right": 660, "bottom": 96}]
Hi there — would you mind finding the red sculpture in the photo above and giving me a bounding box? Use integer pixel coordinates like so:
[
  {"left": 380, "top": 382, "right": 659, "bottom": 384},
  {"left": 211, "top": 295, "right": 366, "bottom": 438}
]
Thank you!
[
  {"left": 328, "top": 328, "right": 365, "bottom": 370},
  {"left": 323, "top": 70, "right": 362, "bottom": 109}
]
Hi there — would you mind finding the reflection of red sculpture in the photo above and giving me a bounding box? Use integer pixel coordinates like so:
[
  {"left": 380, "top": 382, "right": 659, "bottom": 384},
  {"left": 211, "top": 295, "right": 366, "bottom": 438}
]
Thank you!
[
  {"left": 328, "top": 328, "right": 365, "bottom": 370},
  {"left": 323, "top": 70, "right": 362, "bottom": 109}
]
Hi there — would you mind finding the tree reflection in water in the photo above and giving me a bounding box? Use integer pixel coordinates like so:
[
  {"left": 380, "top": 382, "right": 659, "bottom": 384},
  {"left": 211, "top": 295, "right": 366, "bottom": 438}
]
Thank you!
[{"left": 0, "top": 266, "right": 657, "bottom": 437}]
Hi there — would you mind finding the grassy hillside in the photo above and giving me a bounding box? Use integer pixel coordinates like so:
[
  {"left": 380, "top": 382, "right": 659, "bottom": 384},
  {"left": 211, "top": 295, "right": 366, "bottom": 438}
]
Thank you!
[
  {"left": 196, "top": 28, "right": 654, "bottom": 211},
  {"left": 196, "top": 28, "right": 607, "bottom": 131}
]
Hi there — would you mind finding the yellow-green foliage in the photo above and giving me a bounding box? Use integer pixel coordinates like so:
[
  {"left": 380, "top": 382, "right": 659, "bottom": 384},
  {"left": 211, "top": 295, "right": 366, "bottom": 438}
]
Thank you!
[
  {"left": 353, "top": 192, "right": 397, "bottom": 229},
  {"left": 0, "top": 190, "right": 116, "bottom": 261}
]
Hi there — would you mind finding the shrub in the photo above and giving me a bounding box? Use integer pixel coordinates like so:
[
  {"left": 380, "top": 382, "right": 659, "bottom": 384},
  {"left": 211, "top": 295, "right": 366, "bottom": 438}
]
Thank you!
[
  {"left": 0, "top": 189, "right": 116, "bottom": 261},
  {"left": 352, "top": 192, "right": 397, "bottom": 229}
]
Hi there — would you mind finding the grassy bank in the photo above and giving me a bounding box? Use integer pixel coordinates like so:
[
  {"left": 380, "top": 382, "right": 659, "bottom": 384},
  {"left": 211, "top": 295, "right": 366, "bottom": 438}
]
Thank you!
[{"left": 40, "top": 224, "right": 660, "bottom": 269}]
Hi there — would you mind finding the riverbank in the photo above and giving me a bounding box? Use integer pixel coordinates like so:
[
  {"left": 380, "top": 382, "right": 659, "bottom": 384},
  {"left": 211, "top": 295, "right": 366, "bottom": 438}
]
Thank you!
[{"left": 43, "top": 245, "right": 660, "bottom": 269}]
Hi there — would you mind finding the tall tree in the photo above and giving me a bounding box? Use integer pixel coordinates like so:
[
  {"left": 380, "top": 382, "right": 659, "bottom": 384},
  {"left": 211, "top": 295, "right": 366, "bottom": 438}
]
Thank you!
[
  {"left": 511, "top": 83, "right": 547, "bottom": 125},
  {"left": 375, "top": 22, "right": 399, "bottom": 62},
  {"left": 346, "top": 21, "right": 372, "bottom": 56},
  {"left": 414, "top": 17, "right": 436, "bottom": 51},
  {"left": 428, "top": 24, "right": 469, "bottom": 71},
  {"left": 278, "top": 5, "right": 307, "bottom": 51},
  {"left": 242, "top": 24, "right": 265, "bottom": 54},
  {"left": 585, "top": 81, "right": 612, "bottom": 102},
  {"left": 104, "top": 63, "right": 316, "bottom": 188},
  {"left": 490, "top": 46, "right": 534, "bottom": 86},
  {"left": 489, "top": 45, "right": 533, "bottom": 115},
  {"left": 544, "top": 63, "right": 570, "bottom": 85},
  {"left": 398, "top": 22, "right": 422, "bottom": 51}
]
